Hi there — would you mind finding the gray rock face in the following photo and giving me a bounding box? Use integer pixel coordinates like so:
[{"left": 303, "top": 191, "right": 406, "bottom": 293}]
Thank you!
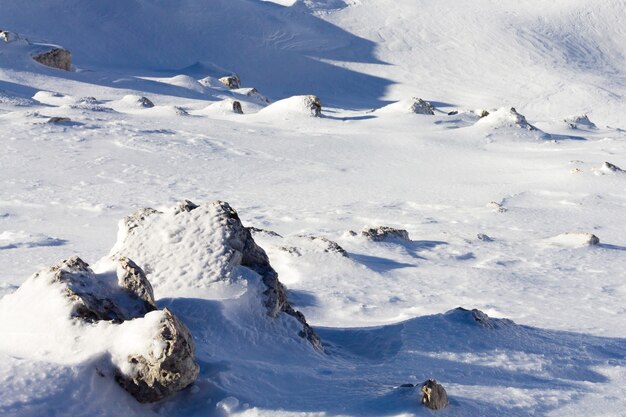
[
  {"left": 409, "top": 98, "right": 435, "bottom": 115},
  {"left": 40, "top": 256, "right": 156, "bottom": 323},
  {"left": 420, "top": 379, "right": 449, "bottom": 410},
  {"left": 507, "top": 107, "right": 537, "bottom": 130},
  {"left": 361, "top": 226, "right": 410, "bottom": 242},
  {"left": 232, "top": 100, "right": 244, "bottom": 114},
  {"left": 115, "top": 308, "right": 200, "bottom": 403},
  {"left": 210, "top": 201, "right": 324, "bottom": 351},
  {"left": 33, "top": 48, "right": 72, "bottom": 71},
  {"left": 219, "top": 75, "right": 241, "bottom": 89},
  {"left": 117, "top": 257, "right": 157, "bottom": 311}
]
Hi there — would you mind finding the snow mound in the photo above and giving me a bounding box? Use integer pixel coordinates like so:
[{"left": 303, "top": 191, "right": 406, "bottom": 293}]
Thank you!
[
  {"left": 474, "top": 107, "right": 538, "bottom": 131},
  {"left": 545, "top": 232, "right": 600, "bottom": 248},
  {"left": 377, "top": 97, "right": 435, "bottom": 115},
  {"left": 234, "top": 87, "right": 271, "bottom": 105},
  {"left": 0, "top": 230, "right": 66, "bottom": 250},
  {"left": 117, "top": 94, "right": 155, "bottom": 109},
  {"left": 198, "top": 99, "right": 243, "bottom": 115},
  {"left": 107, "top": 200, "right": 323, "bottom": 350},
  {"left": 258, "top": 95, "right": 322, "bottom": 118},
  {"left": 153, "top": 75, "right": 206, "bottom": 94},
  {"left": 32, "top": 90, "right": 76, "bottom": 106}
]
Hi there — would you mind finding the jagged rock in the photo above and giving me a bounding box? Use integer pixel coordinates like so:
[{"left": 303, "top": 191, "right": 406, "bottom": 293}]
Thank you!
[
  {"left": 304, "top": 95, "right": 322, "bottom": 117},
  {"left": 235, "top": 87, "right": 271, "bottom": 104},
  {"left": 420, "top": 379, "right": 449, "bottom": 410},
  {"left": 248, "top": 227, "right": 283, "bottom": 238},
  {"left": 477, "top": 107, "right": 537, "bottom": 130},
  {"left": 600, "top": 161, "right": 624, "bottom": 174},
  {"left": 38, "top": 256, "right": 156, "bottom": 323},
  {"left": 361, "top": 226, "right": 410, "bottom": 242},
  {"left": 564, "top": 114, "right": 596, "bottom": 129},
  {"left": 449, "top": 307, "right": 514, "bottom": 329},
  {"left": 408, "top": 98, "right": 435, "bottom": 115},
  {"left": 219, "top": 75, "right": 241, "bottom": 89},
  {"left": 112, "top": 201, "right": 324, "bottom": 351},
  {"left": 303, "top": 236, "right": 349, "bottom": 257},
  {"left": 115, "top": 308, "right": 199, "bottom": 403},
  {"left": 47, "top": 117, "right": 71, "bottom": 124},
  {"left": 476, "top": 233, "right": 494, "bottom": 242},
  {"left": 232, "top": 101, "right": 244, "bottom": 114},
  {"left": 478, "top": 109, "right": 490, "bottom": 118},
  {"left": 32, "top": 48, "right": 72, "bottom": 71}
]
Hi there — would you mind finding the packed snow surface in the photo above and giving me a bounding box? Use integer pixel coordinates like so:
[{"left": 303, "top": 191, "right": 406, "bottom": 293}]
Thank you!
[{"left": 1, "top": 0, "right": 626, "bottom": 416}]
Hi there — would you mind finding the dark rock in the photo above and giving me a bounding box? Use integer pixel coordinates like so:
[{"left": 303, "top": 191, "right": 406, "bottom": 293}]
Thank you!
[
  {"left": 449, "top": 307, "right": 515, "bottom": 329},
  {"left": 564, "top": 114, "right": 596, "bottom": 130},
  {"left": 479, "top": 109, "right": 490, "bottom": 118},
  {"left": 447, "top": 110, "right": 458, "bottom": 116},
  {"left": 305, "top": 236, "right": 349, "bottom": 257},
  {"left": 601, "top": 162, "right": 625, "bottom": 173},
  {"left": 361, "top": 226, "right": 410, "bottom": 242},
  {"left": 305, "top": 95, "right": 322, "bottom": 117},
  {"left": 47, "top": 117, "right": 71, "bottom": 124},
  {"left": 279, "top": 246, "right": 302, "bottom": 256},
  {"left": 476, "top": 233, "right": 493, "bottom": 242},
  {"left": 33, "top": 48, "right": 72, "bottom": 71},
  {"left": 115, "top": 308, "right": 200, "bottom": 403},
  {"left": 137, "top": 96, "right": 155, "bottom": 108},
  {"left": 408, "top": 98, "right": 435, "bottom": 115},
  {"left": 117, "top": 257, "right": 157, "bottom": 311},
  {"left": 232, "top": 100, "right": 243, "bottom": 114},
  {"left": 219, "top": 75, "right": 241, "bottom": 89},
  {"left": 420, "top": 379, "right": 448, "bottom": 410},
  {"left": 173, "top": 199, "right": 199, "bottom": 215},
  {"left": 399, "top": 383, "right": 415, "bottom": 388},
  {"left": 247, "top": 227, "right": 283, "bottom": 238}
]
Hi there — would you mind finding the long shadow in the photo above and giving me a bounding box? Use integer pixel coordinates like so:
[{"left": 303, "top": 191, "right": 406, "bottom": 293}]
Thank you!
[{"left": 2, "top": 0, "right": 393, "bottom": 108}]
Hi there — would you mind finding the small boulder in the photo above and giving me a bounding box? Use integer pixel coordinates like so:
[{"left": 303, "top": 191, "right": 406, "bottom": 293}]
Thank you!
[
  {"left": 599, "top": 161, "right": 625, "bottom": 174},
  {"left": 408, "top": 98, "right": 435, "bottom": 115},
  {"left": 115, "top": 308, "right": 200, "bottom": 403},
  {"left": 32, "top": 48, "right": 72, "bottom": 71},
  {"left": 361, "top": 226, "right": 410, "bottom": 242},
  {"left": 564, "top": 114, "right": 596, "bottom": 130},
  {"left": 219, "top": 75, "right": 241, "bottom": 89},
  {"left": 420, "top": 379, "right": 448, "bottom": 410},
  {"left": 547, "top": 232, "right": 600, "bottom": 247},
  {"left": 47, "top": 117, "right": 71, "bottom": 124}
]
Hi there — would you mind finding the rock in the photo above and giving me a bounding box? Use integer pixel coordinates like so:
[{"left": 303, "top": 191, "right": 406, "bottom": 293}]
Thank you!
[
  {"left": 564, "top": 114, "right": 596, "bottom": 130},
  {"left": 305, "top": 95, "right": 322, "bottom": 117},
  {"left": 47, "top": 117, "right": 72, "bottom": 124},
  {"left": 547, "top": 232, "right": 600, "bottom": 247},
  {"left": 420, "top": 379, "right": 449, "bottom": 410},
  {"left": 361, "top": 226, "right": 410, "bottom": 242},
  {"left": 115, "top": 308, "right": 199, "bottom": 403},
  {"left": 259, "top": 95, "right": 322, "bottom": 117},
  {"left": 32, "top": 48, "right": 72, "bottom": 71},
  {"left": 447, "top": 110, "right": 458, "bottom": 116},
  {"left": 202, "top": 99, "right": 243, "bottom": 115},
  {"left": 399, "top": 383, "right": 415, "bottom": 388},
  {"left": 39, "top": 256, "right": 156, "bottom": 323},
  {"left": 478, "top": 109, "right": 490, "bottom": 118},
  {"left": 487, "top": 201, "right": 507, "bottom": 213},
  {"left": 111, "top": 201, "right": 324, "bottom": 351},
  {"left": 476, "top": 107, "right": 537, "bottom": 131},
  {"left": 0, "top": 30, "right": 15, "bottom": 43},
  {"left": 476, "top": 233, "right": 494, "bottom": 242},
  {"left": 235, "top": 87, "right": 271, "bottom": 104},
  {"left": 448, "top": 307, "right": 514, "bottom": 329},
  {"left": 408, "top": 98, "right": 435, "bottom": 115},
  {"left": 128, "top": 95, "right": 154, "bottom": 108},
  {"left": 247, "top": 227, "right": 283, "bottom": 238},
  {"left": 219, "top": 75, "right": 241, "bottom": 89},
  {"left": 599, "top": 161, "right": 625, "bottom": 174},
  {"left": 232, "top": 101, "right": 243, "bottom": 114},
  {"left": 303, "top": 236, "right": 349, "bottom": 257}
]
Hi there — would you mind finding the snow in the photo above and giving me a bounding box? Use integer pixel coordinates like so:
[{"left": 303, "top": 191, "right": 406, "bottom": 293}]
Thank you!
[{"left": 2, "top": 0, "right": 626, "bottom": 416}]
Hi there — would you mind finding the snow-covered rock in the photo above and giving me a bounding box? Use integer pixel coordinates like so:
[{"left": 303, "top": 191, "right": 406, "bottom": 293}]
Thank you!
[
  {"left": 377, "top": 97, "right": 435, "bottom": 115},
  {"left": 564, "top": 114, "right": 596, "bottom": 129},
  {"left": 32, "top": 47, "right": 71, "bottom": 71},
  {"left": 200, "top": 99, "right": 243, "bottom": 115},
  {"left": 361, "top": 226, "right": 410, "bottom": 242},
  {"left": 596, "top": 161, "right": 625, "bottom": 175},
  {"left": 546, "top": 232, "right": 600, "bottom": 248},
  {"left": 119, "top": 95, "right": 155, "bottom": 108},
  {"left": 258, "top": 95, "right": 322, "bottom": 118},
  {"left": 420, "top": 379, "right": 449, "bottom": 410},
  {"left": 115, "top": 308, "right": 199, "bottom": 403},
  {"left": 108, "top": 200, "right": 323, "bottom": 350},
  {"left": 234, "top": 87, "right": 271, "bottom": 105},
  {"left": 474, "top": 107, "right": 537, "bottom": 131},
  {"left": 219, "top": 75, "right": 241, "bottom": 89}
]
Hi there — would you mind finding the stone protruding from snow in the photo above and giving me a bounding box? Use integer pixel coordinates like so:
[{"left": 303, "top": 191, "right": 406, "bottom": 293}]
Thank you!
[
  {"left": 235, "top": 87, "right": 271, "bottom": 104},
  {"left": 0, "top": 30, "right": 16, "bottom": 43},
  {"left": 420, "top": 379, "right": 449, "bottom": 410},
  {"left": 547, "top": 232, "right": 600, "bottom": 248},
  {"left": 361, "top": 226, "right": 410, "bottom": 242},
  {"left": 219, "top": 75, "right": 241, "bottom": 89},
  {"left": 116, "top": 257, "right": 157, "bottom": 311},
  {"left": 32, "top": 48, "right": 72, "bottom": 71},
  {"left": 115, "top": 308, "right": 199, "bottom": 403},
  {"left": 47, "top": 117, "right": 71, "bottom": 124},
  {"left": 202, "top": 99, "right": 244, "bottom": 115},
  {"left": 259, "top": 95, "right": 322, "bottom": 118},
  {"left": 38, "top": 256, "right": 156, "bottom": 323},
  {"left": 110, "top": 200, "right": 323, "bottom": 351},
  {"left": 377, "top": 97, "right": 435, "bottom": 115},
  {"left": 449, "top": 307, "right": 514, "bottom": 329},
  {"left": 598, "top": 161, "right": 625, "bottom": 174},
  {"left": 475, "top": 107, "right": 537, "bottom": 130},
  {"left": 564, "top": 114, "right": 596, "bottom": 130},
  {"left": 120, "top": 95, "right": 155, "bottom": 108}
]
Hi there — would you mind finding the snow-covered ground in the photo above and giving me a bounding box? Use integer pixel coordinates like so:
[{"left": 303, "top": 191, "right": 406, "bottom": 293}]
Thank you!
[{"left": 1, "top": 1, "right": 626, "bottom": 416}]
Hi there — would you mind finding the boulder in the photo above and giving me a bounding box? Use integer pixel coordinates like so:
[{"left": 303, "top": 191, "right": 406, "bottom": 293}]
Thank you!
[
  {"left": 564, "top": 114, "right": 596, "bottom": 129},
  {"left": 377, "top": 97, "right": 435, "bottom": 115},
  {"left": 115, "top": 308, "right": 199, "bottom": 403},
  {"left": 447, "top": 307, "right": 514, "bottom": 329},
  {"left": 420, "top": 379, "right": 448, "bottom": 410},
  {"left": 111, "top": 200, "right": 324, "bottom": 351},
  {"left": 219, "top": 75, "right": 241, "bottom": 89},
  {"left": 599, "top": 161, "right": 625, "bottom": 174},
  {"left": 32, "top": 48, "right": 72, "bottom": 71},
  {"left": 361, "top": 226, "right": 410, "bottom": 242},
  {"left": 47, "top": 117, "right": 72, "bottom": 124},
  {"left": 39, "top": 256, "right": 156, "bottom": 323},
  {"left": 408, "top": 97, "right": 435, "bottom": 115},
  {"left": 235, "top": 87, "right": 271, "bottom": 104},
  {"left": 475, "top": 107, "right": 537, "bottom": 131}
]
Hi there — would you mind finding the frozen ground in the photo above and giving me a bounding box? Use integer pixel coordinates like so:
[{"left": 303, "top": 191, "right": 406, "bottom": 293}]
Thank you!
[{"left": 1, "top": 1, "right": 626, "bottom": 416}]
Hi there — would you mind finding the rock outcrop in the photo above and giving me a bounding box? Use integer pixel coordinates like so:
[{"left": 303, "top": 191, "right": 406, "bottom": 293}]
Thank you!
[
  {"left": 420, "top": 379, "right": 449, "bottom": 410},
  {"left": 476, "top": 107, "right": 537, "bottom": 131},
  {"left": 448, "top": 307, "right": 515, "bottom": 329},
  {"left": 564, "top": 114, "right": 596, "bottom": 129},
  {"left": 361, "top": 226, "right": 410, "bottom": 242},
  {"left": 111, "top": 200, "right": 324, "bottom": 351},
  {"left": 32, "top": 47, "right": 72, "bottom": 71},
  {"left": 219, "top": 75, "right": 241, "bottom": 89},
  {"left": 115, "top": 308, "right": 199, "bottom": 403}
]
